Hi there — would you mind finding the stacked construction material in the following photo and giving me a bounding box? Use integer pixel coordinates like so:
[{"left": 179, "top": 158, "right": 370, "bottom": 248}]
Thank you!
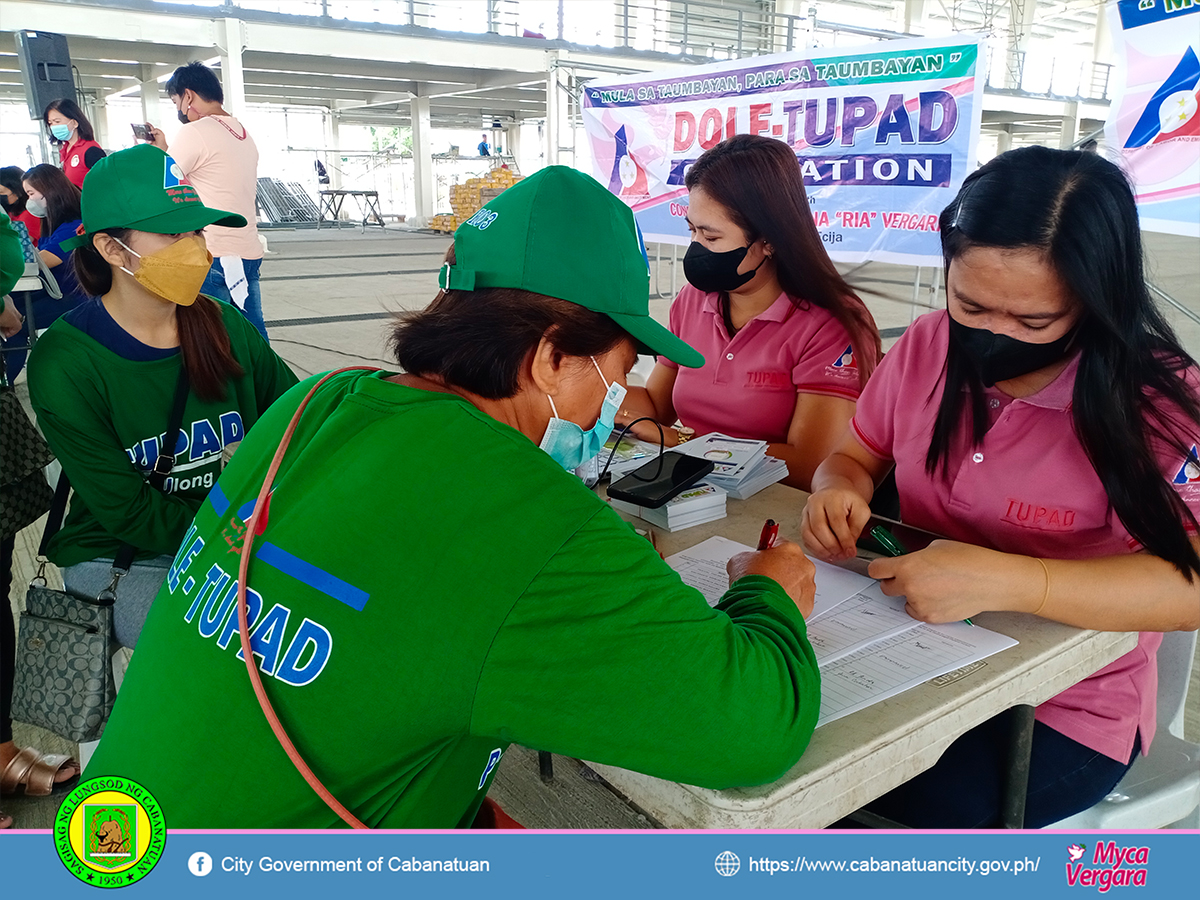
[{"left": 430, "top": 167, "right": 523, "bottom": 233}]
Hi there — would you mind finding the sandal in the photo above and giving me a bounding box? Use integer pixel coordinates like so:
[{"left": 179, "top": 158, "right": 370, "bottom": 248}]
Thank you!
[{"left": 0, "top": 747, "right": 81, "bottom": 798}]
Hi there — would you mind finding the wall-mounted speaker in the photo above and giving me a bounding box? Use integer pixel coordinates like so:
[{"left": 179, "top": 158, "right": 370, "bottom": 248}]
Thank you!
[{"left": 14, "top": 30, "right": 77, "bottom": 121}]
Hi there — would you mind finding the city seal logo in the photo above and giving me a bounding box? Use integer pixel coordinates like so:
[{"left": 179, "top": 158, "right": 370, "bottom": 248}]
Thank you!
[{"left": 54, "top": 777, "right": 165, "bottom": 888}]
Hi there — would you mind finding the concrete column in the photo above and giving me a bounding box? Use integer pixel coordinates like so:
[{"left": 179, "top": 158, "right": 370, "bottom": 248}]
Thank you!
[
  {"left": 91, "top": 98, "right": 111, "bottom": 149},
  {"left": 506, "top": 121, "right": 522, "bottom": 169},
  {"left": 903, "top": 0, "right": 926, "bottom": 33},
  {"left": 411, "top": 91, "right": 434, "bottom": 224},
  {"left": 1059, "top": 100, "right": 1079, "bottom": 148},
  {"left": 1004, "top": 0, "right": 1038, "bottom": 90},
  {"left": 323, "top": 109, "right": 343, "bottom": 190},
  {"left": 545, "top": 56, "right": 560, "bottom": 166},
  {"left": 139, "top": 65, "right": 161, "bottom": 127},
  {"left": 219, "top": 17, "right": 246, "bottom": 117},
  {"left": 997, "top": 124, "right": 1013, "bottom": 155}
]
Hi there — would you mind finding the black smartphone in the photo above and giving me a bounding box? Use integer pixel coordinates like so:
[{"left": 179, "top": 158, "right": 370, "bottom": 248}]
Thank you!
[
  {"left": 131, "top": 123, "right": 150, "bottom": 141},
  {"left": 607, "top": 453, "right": 716, "bottom": 509},
  {"left": 856, "top": 514, "right": 943, "bottom": 555}
]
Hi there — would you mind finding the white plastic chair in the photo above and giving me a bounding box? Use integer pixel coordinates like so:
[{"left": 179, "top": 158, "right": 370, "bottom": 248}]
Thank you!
[{"left": 1048, "top": 629, "right": 1200, "bottom": 829}]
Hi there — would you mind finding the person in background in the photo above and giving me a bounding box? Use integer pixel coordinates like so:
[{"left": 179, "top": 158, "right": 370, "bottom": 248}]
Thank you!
[
  {"left": 27, "top": 144, "right": 297, "bottom": 652},
  {"left": 0, "top": 167, "right": 40, "bottom": 245},
  {"left": 146, "top": 62, "right": 267, "bottom": 342},
  {"left": 619, "top": 135, "right": 881, "bottom": 490},
  {"left": 802, "top": 146, "right": 1200, "bottom": 827},
  {"left": 44, "top": 98, "right": 105, "bottom": 189},
  {"left": 1, "top": 214, "right": 80, "bottom": 828},
  {"left": 4, "top": 165, "right": 88, "bottom": 382},
  {"left": 478, "top": 133, "right": 491, "bottom": 156}
]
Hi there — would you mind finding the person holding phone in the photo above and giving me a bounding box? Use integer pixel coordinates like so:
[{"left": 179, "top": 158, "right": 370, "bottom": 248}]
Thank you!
[
  {"left": 801, "top": 146, "right": 1200, "bottom": 828},
  {"left": 44, "top": 98, "right": 105, "bottom": 189},
  {"left": 83, "top": 167, "right": 823, "bottom": 829},
  {"left": 144, "top": 62, "right": 267, "bottom": 341},
  {"left": 618, "top": 134, "right": 881, "bottom": 490}
]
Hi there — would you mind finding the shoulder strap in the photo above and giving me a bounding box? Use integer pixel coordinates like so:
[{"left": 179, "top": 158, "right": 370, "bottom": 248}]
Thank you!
[
  {"left": 147, "top": 365, "right": 191, "bottom": 492},
  {"left": 37, "top": 471, "right": 71, "bottom": 558}
]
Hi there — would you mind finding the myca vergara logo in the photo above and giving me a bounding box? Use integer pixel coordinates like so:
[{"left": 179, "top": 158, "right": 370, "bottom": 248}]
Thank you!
[
  {"left": 54, "top": 777, "right": 166, "bottom": 888},
  {"left": 1065, "top": 840, "right": 1149, "bottom": 892}
]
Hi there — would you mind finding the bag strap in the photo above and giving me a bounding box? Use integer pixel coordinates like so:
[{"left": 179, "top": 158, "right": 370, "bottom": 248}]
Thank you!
[
  {"left": 237, "top": 366, "right": 379, "bottom": 829},
  {"left": 147, "top": 366, "right": 191, "bottom": 491}
]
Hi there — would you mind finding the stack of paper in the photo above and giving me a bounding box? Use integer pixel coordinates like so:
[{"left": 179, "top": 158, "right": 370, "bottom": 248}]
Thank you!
[
  {"left": 610, "top": 483, "right": 727, "bottom": 531},
  {"left": 674, "top": 433, "right": 787, "bottom": 499},
  {"left": 664, "top": 536, "right": 1018, "bottom": 727},
  {"left": 707, "top": 455, "right": 789, "bottom": 499}
]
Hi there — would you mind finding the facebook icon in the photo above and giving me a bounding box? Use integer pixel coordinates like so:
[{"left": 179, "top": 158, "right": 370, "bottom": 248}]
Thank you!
[{"left": 188, "top": 852, "right": 213, "bottom": 877}]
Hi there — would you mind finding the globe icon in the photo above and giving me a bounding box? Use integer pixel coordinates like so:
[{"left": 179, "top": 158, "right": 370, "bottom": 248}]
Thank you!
[{"left": 714, "top": 850, "right": 740, "bottom": 877}]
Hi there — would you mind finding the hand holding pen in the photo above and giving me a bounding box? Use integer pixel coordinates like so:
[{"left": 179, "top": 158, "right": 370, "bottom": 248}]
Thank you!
[{"left": 727, "top": 518, "right": 815, "bottom": 619}]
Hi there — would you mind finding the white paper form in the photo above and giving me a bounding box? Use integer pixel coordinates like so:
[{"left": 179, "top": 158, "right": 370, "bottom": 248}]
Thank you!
[
  {"left": 667, "top": 536, "right": 877, "bottom": 618},
  {"left": 806, "top": 584, "right": 920, "bottom": 666},
  {"left": 666, "top": 536, "right": 753, "bottom": 606},
  {"left": 816, "top": 622, "right": 1019, "bottom": 728}
]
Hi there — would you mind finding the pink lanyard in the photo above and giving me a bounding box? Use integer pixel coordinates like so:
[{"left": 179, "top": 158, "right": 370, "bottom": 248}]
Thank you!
[{"left": 236, "top": 365, "right": 380, "bottom": 828}]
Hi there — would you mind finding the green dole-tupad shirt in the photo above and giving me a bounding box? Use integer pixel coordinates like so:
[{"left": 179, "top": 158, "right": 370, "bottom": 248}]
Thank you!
[
  {"left": 86, "top": 371, "right": 821, "bottom": 828},
  {"left": 27, "top": 299, "right": 298, "bottom": 566}
]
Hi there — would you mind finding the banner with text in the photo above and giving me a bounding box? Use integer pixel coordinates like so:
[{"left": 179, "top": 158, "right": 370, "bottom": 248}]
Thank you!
[
  {"left": 582, "top": 35, "right": 985, "bottom": 266},
  {"left": 1106, "top": 0, "right": 1200, "bottom": 237}
]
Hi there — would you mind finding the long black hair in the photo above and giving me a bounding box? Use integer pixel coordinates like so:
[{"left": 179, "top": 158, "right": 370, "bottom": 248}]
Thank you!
[
  {"left": 685, "top": 134, "right": 881, "bottom": 385},
  {"left": 0, "top": 166, "right": 28, "bottom": 215},
  {"left": 22, "top": 164, "right": 81, "bottom": 236},
  {"left": 930, "top": 145, "right": 1200, "bottom": 579}
]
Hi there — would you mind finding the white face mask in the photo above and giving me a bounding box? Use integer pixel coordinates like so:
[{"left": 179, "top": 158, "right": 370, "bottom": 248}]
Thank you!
[{"left": 26, "top": 197, "right": 46, "bottom": 218}]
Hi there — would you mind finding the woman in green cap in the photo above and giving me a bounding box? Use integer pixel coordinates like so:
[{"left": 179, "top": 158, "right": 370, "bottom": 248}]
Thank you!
[
  {"left": 26, "top": 144, "right": 298, "bottom": 653},
  {"left": 84, "top": 165, "right": 823, "bottom": 829}
]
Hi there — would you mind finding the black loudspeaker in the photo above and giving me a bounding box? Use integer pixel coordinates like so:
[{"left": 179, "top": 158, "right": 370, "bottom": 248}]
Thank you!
[{"left": 14, "top": 30, "right": 77, "bottom": 121}]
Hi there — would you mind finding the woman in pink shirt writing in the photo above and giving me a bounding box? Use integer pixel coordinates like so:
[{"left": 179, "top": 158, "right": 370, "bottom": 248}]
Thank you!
[
  {"left": 619, "top": 135, "right": 880, "bottom": 490},
  {"left": 802, "top": 146, "right": 1200, "bottom": 827}
]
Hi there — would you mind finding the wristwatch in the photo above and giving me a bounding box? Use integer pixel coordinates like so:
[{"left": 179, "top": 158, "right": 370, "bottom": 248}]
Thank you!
[{"left": 675, "top": 426, "right": 695, "bottom": 443}]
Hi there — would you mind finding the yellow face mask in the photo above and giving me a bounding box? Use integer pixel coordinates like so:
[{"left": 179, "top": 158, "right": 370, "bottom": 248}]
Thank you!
[{"left": 116, "top": 234, "right": 212, "bottom": 307}]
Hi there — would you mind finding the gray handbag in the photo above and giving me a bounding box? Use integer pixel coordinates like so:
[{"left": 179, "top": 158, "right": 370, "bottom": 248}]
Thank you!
[
  {"left": 12, "top": 577, "right": 117, "bottom": 743},
  {"left": 11, "top": 367, "right": 190, "bottom": 742},
  {"left": 10, "top": 477, "right": 123, "bottom": 743}
]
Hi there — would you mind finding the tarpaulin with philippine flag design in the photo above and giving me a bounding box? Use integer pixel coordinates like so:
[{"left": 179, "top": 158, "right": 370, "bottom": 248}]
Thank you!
[{"left": 1107, "top": 0, "right": 1200, "bottom": 237}]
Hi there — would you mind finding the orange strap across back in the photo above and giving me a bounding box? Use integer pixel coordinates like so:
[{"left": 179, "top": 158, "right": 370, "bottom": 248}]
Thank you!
[{"left": 236, "top": 366, "right": 380, "bottom": 829}]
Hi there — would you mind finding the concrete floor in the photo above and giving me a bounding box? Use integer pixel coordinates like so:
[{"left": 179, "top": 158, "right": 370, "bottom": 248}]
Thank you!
[{"left": 3, "top": 224, "right": 1198, "bottom": 829}]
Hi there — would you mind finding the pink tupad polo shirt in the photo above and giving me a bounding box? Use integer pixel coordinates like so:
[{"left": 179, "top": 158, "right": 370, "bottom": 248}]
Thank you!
[
  {"left": 660, "top": 285, "right": 871, "bottom": 443},
  {"left": 851, "top": 309, "right": 1200, "bottom": 763}
]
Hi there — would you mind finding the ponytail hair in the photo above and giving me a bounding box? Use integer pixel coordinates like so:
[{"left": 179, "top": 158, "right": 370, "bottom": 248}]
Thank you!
[{"left": 73, "top": 228, "right": 243, "bottom": 401}]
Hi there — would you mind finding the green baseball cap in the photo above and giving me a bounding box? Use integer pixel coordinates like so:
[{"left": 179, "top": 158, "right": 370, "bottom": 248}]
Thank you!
[
  {"left": 439, "top": 166, "right": 704, "bottom": 368},
  {"left": 61, "top": 143, "right": 246, "bottom": 251}
]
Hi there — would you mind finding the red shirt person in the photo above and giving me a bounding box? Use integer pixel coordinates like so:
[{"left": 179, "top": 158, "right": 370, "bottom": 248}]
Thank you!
[
  {"left": 0, "top": 165, "right": 40, "bottom": 244},
  {"left": 45, "top": 98, "right": 106, "bottom": 189}
]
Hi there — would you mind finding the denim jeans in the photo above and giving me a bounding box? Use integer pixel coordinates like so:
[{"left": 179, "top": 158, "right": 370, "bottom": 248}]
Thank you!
[
  {"left": 61, "top": 555, "right": 174, "bottom": 650},
  {"left": 202, "top": 257, "right": 267, "bottom": 342}
]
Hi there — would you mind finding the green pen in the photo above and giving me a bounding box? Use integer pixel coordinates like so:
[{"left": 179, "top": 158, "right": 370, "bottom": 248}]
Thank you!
[{"left": 870, "top": 525, "right": 974, "bottom": 626}]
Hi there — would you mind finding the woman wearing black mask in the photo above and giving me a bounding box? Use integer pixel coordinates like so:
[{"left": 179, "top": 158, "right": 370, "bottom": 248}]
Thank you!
[
  {"left": 0, "top": 166, "right": 40, "bottom": 245},
  {"left": 802, "top": 146, "right": 1200, "bottom": 827},
  {"left": 618, "top": 134, "right": 880, "bottom": 490}
]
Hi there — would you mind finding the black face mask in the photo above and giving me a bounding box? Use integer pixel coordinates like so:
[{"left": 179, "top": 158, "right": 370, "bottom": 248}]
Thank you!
[
  {"left": 683, "top": 242, "right": 762, "bottom": 294},
  {"left": 948, "top": 314, "right": 1078, "bottom": 387},
  {"left": 0, "top": 196, "right": 12, "bottom": 213},
  {"left": 177, "top": 109, "right": 191, "bottom": 126}
]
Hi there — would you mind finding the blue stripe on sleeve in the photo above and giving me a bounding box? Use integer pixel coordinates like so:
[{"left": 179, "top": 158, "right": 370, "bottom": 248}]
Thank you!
[{"left": 256, "top": 541, "right": 370, "bottom": 612}]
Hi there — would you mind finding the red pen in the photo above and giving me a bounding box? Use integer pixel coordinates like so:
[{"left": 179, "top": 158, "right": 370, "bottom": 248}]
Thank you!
[{"left": 757, "top": 518, "right": 778, "bottom": 551}]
